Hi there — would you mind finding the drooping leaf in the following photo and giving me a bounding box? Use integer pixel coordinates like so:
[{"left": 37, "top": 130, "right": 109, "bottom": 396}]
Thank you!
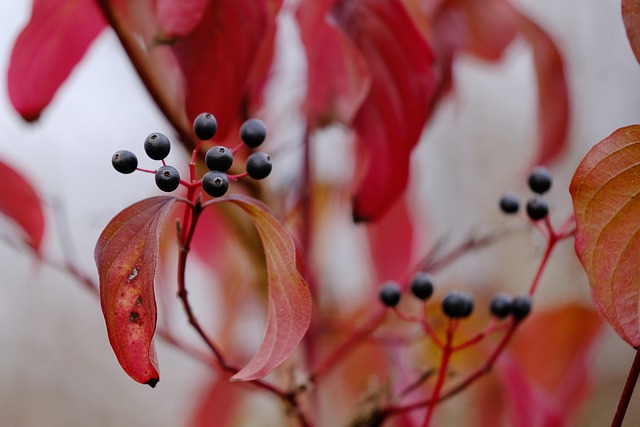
[
  {"left": 570, "top": 125, "right": 640, "bottom": 347},
  {"left": 331, "top": 0, "right": 437, "bottom": 221},
  {"left": 623, "top": 0, "right": 640, "bottom": 66},
  {"left": 94, "top": 196, "right": 177, "bottom": 386},
  {"left": 297, "top": 0, "right": 371, "bottom": 127},
  {"left": 7, "top": 0, "right": 106, "bottom": 121},
  {"left": 0, "top": 159, "right": 45, "bottom": 253},
  {"left": 156, "top": 0, "right": 208, "bottom": 39},
  {"left": 219, "top": 195, "right": 311, "bottom": 381}
]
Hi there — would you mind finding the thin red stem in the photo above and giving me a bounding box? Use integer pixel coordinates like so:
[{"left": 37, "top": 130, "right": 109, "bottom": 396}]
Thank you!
[
  {"left": 612, "top": 348, "right": 640, "bottom": 427},
  {"left": 422, "top": 320, "right": 456, "bottom": 426}
]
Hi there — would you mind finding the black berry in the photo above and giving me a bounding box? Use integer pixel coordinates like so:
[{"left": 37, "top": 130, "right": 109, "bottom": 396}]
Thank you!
[
  {"left": 144, "top": 132, "right": 171, "bottom": 160},
  {"left": 240, "top": 118, "right": 267, "bottom": 148},
  {"left": 112, "top": 150, "right": 138, "bottom": 174},
  {"left": 201, "top": 171, "right": 230, "bottom": 197},
  {"left": 205, "top": 146, "right": 233, "bottom": 172},
  {"left": 442, "top": 291, "right": 474, "bottom": 319},
  {"left": 511, "top": 295, "right": 532, "bottom": 321},
  {"left": 526, "top": 195, "right": 549, "bottom": 221},
  {"left": 155, "top": 165, "right": 181, "bottom": 192},
  {"left": 528, "top": 167, "right": 552, "bottom": 194},
  {"left": 499, "top": 193, "right": 520, "bottom": 214},
  {"left": 379, "top": 281, "right": 402, "bottom": 307},
  {"left": 489, "top": 293, "right": 512, "bottom": 318},
  {"left": 410, "top": 272, "right": 434, "bottom": 300},
  {"left": 193, "top": 112, "right": 218, "bottom": 140},
  {"left": 246, "top": 152, "right": 272, "bottom": 180}
]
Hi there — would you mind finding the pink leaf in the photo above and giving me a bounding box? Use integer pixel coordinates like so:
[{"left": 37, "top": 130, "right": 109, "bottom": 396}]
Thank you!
[
  {"left": 570, "top": 125, "right": 640, "bottom": 347},
  {"left": 94, "top": 196, "right": 177, "bottom": 386},
  {"left": 297, "top": 0, "right": 371, "bottom": 127},
  {"left": 188, "top": 375, "right": 246, "bottom": 427},
  {"left": 7, "top": 0, "right": 106, "bottom": 121},
  {"left": 156, "top": 0, "right": 208, "bottom": 38},
  {"left": 0, "top": 159, "right": 45, "bottom": 253},
  {"left": 623, "top": 0, "right": 640, "bottom": 66},
  {"left": 220, "top": 195, "right": 311, "bottom": 381},
  {"left": 331, "top": 0, "right": 437, "bottom": 221}
]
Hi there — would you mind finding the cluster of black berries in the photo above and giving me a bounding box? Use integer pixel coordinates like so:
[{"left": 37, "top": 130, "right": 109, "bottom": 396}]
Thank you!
[
  {"left": 378, "top": 273, "right": 531, "bottom": 321},
  {"left": 111, "top": 113, "right": 273, "bottom": 197},
  {"left": 499, "top": 167, "right": 553, "bottom": 221}
]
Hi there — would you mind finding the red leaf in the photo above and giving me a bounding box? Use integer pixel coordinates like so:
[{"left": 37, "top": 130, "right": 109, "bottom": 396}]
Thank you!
[
  {"left": 297, "top": 0, "right": 371, "bottom": 127},
  {"left": 220, "top": 195, "right": 311, "bottom": 381},
  {"left": 171, "top": 0, "right": 281, "bottom": 138},
  {"left": 188, "top": 375, "right": 246, "bottom": 427},
  {"left": 94, "top": 196, "right": 177, "bottom": 386},
  {"left": 570, "top": 125, "right": 640, "bottom": 347},
  {"left": 623, "top": 0, "right": 640, "bottom": 66},
  {"left": 331, "top": 0, "right": 437, "bottom": 221},
  {"left": 156, "top": 0, "right": 208, "bottom": 38},
  {"left": 7, "top": 0, "right": 106, "bottom": 121},
  {"left": 0, "top": 159, "right": 45, "bottom": 253}
]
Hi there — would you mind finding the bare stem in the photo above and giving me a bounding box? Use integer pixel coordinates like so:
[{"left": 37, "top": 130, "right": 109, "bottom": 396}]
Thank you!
[{"left": 612, "top": 348, "right": 640, "bottom": 427}]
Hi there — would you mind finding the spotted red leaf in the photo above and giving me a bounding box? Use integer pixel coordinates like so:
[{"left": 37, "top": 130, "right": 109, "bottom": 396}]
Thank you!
[
  {"left": 623, "top": 0, "right": 640, "bottom": 66},
  {"left": 219, "top": 195, "right": 311, "bottom": 381},
  {"left": 331, "top": 0, "right": 437, "bottom": 221},
  {"left": 94, "top": 196, "right": 177, "bottom": 386},
  {"left": 0, "top": 159, "right": 45, "bottom": 253},
  {"left": 7, "top": 0, "right": 106, "bottom": 121},
  {"left": 570, "top": 125, "right": 640, "bottom": 347}
]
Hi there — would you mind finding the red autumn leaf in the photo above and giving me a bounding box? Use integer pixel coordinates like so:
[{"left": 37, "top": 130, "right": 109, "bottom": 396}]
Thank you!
[
  {"left": 94, "top": 196, "right": 177, "bottom": 386},
  {"left": 0, "top": 159, "right": 45, "bottom": 253},
  {"left": 296, "top": 0, "right": 371, "bottom": 127},
  {"left": 219, "top": 195, "right": 311, "bottom": 381},
  {"left": 331, "top": 0, "right": 437, "bottom": 221},
  {"left": 188, "top": 375, "right": 247, "bottom": 427},
  {"left": 171, "top": 0, "right": 282, "bottom": 139},
  {"left": 623, "top": 0, "right": 640, "bottom": 66},
  {"left": 570, "top": 125, "right": 640, "bottom": 347},
  {"left": 156, "top": 0, "right": 208, "bottom": 39},
  {"left": 7, "top": 0, "right": 106, "bottom": 121}
]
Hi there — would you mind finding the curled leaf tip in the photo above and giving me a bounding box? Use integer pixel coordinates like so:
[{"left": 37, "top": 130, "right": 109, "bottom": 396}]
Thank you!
[{"left": 146, "top": 377, "right": 159, "bottom": 388}]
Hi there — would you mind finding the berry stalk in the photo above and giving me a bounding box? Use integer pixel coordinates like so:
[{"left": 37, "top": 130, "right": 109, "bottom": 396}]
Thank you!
[{"left": 422, "top": 320, "right": 456, "bottom": 427}]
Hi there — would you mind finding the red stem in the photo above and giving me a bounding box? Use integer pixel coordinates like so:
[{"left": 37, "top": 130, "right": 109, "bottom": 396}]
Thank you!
[
  {"left": 422, "top": 320, "right": 456, "bottom": 427},
  {"left": 612, "top": 348, "right": 640, "bottom": 427}
]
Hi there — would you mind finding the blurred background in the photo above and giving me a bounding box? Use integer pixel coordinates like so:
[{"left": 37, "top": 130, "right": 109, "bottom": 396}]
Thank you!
[{"left": 2, "top": 0, "right": 640, "bottom": 425}]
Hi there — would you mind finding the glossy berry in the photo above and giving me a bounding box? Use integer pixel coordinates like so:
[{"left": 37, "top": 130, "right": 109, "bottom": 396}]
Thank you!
[
  {"left": 144, "top": 132, "right": 171, "bottom": 160},
  {"left": 528, "top": 167, "right": 552, "bottom": 194},
  {"left": 511, "top": 295, "right": 532, "bottom": 321},
  {"left": 410, "top": 272, "right": 434, "bottom": 300},
  {"left": 499, "top": 193, "right": 520, "bottom": 214},
  {"left": 379, "top": 281, "right": 402, "bottom": 307},
  {"left": 155, "top": 165, "right": 181, "bottom": 192},
  {"left": 526, "top": 196, "right": 549, "bottom": 221},
  {"left": 202, "top": 171, "right": 230, "bottom": 197},
  {"left": 112, "top": 150, "right": 138, "bottom": 174},
  {"left": 246, "top": 152, "right": 272, "bottom": 179},
  {"left": 489, "top": 293, "right": 512, "bottom": 318},
  {"left": 240, "top": 118, "right": 267, "bottom": 148},
  {"left": 442, "top": 291, "right": 474, "bottom": 319},
  {"left": 205, "top": 146, "right": 233, "bottom": 172},
  {"left": 193, "top": 112, "right": 218, "bottom": 140}
]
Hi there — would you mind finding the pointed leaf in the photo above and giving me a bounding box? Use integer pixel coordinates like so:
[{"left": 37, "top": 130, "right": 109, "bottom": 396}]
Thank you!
[
  {"left": 331, "top": 0, "right": 437, "bottom": 221},
  {"left": 94, "top": 196, "right": 177, "bottom": 386},
  {"left": 7, "top": 0, "right": 106, "bottom": 121},
  {"left": 623, "top": 0, "right": 640, "bottom": 66},
  {"left": 156, "top": 0, "right": 208, "bottom": 38},
  {"left": 570, "top": 125, "right": 640, "bottom": 346},
  {"left": 0, "top": 159, "right": 45, "bottom": 253},
  {"left": 220, "top": 195, "right": 311, "bottom": 381}
]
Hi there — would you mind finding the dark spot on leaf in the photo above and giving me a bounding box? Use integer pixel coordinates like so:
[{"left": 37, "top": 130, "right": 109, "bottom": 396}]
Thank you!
[
  {"left": 137, "top": 297, "right": 143, "bottom": 307},
  {"left": 129, "top": 311, "right": 141, "bottom": 323},
  {"left": 146, "top": 377, "right": 159, "bottom": 388}
]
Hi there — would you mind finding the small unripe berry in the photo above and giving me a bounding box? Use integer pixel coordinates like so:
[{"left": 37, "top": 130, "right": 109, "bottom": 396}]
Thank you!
[
  {"left": 528, "top": 167, "right": 552, "bottom": 194},
  {"left": 442, "top": 291, "right": 474, "bottom": 319},
  {"left": 511, "top": 295, "right": 532, "bottom": 321},
  {"left": 240, "top": 118, "right": 267, "bottom": 148},
  {"left": 489, "top": 293, "right": 512, "bottom": 318},
  {"left": 193, "top": 112, "right": 218, "bottom": 140},
  {"left": 112, "top": 150, "right": 138, "bottom": 174},
  {"left": 144, "top": 132, "right": 171, "bottom": 160},
  {"left": 379, "top": 281, "right": 402, "bottom": 307},
  {"left": 202, "top": 171, "right": 230, "bottom": 197},
  {"left": 410, "top": 272, "right": 434, "bottom": 300},
  {"left": 205, "top": 146, "right": 233, "bottom": 172},
  {"left": 526, "top": 195, "right": 549, "bottom": 221},
  {"left": 155, "top": 165, "right": 181, "bottom": 192},
  {"left": 499, "top": 193, "right": 520, "bottom": 214},
  {"left": 246, "top": 152, "right": 272, "bottom": 180}
]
